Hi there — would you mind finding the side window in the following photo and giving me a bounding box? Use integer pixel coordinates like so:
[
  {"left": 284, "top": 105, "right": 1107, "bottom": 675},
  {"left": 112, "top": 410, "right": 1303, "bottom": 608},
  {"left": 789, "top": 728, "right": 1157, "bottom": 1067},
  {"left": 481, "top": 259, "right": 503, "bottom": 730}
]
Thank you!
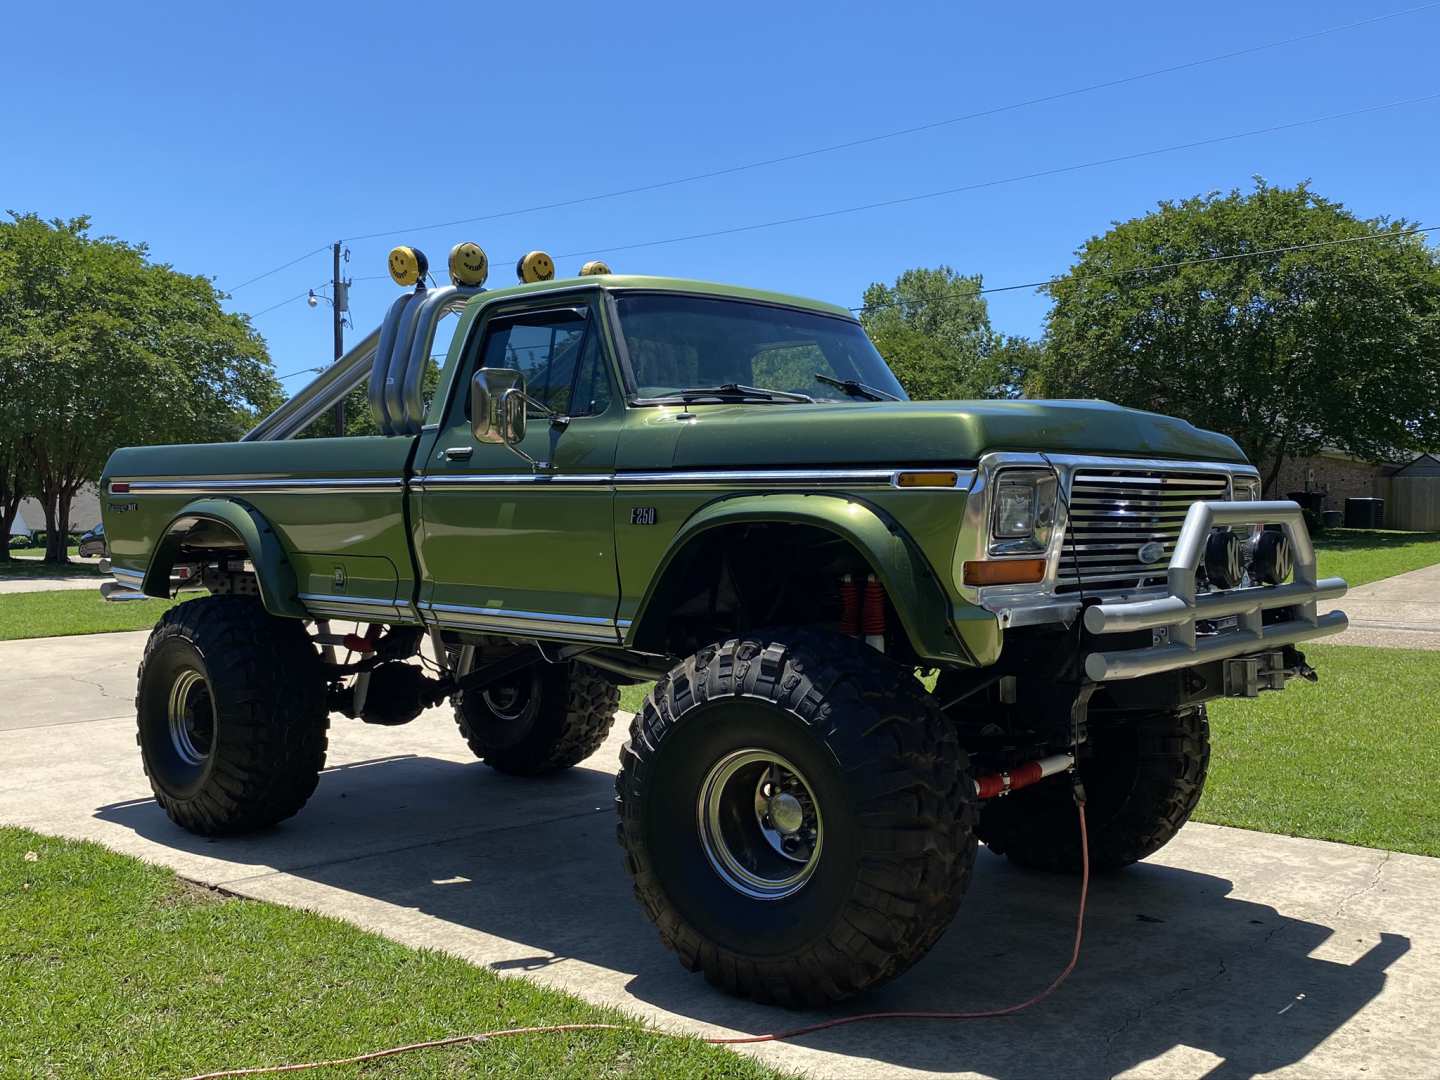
[{"left": 468, "top": 306, "right": 613, "bottom": 419}]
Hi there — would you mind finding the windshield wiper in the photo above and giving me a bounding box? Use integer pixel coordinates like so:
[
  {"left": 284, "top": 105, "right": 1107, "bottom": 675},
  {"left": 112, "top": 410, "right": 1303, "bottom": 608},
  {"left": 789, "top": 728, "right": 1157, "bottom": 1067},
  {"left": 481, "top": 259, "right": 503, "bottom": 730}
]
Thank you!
[
  {"left": 814, "top": 372, "right": 900, "bottom": 402},
  {"left": 640, "top": 383, "right": 815, "bottom": 405}
]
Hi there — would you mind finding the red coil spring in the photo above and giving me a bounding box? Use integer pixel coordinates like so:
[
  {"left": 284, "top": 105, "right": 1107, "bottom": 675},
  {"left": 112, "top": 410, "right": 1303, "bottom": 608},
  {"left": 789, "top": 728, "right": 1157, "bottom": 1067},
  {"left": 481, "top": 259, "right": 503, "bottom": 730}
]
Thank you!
[{"left": 863, "top": 575, "right": 886, "bottom": 636}]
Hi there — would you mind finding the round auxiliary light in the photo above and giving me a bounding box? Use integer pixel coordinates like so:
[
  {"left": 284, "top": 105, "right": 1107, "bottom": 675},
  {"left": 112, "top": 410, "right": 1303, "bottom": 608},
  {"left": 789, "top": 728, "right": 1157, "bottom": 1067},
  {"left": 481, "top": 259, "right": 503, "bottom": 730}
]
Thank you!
[
  {"left": 388, "top": 245, "right": 428, "bottom": 287},
  {"left": 578, "top": 259, "right": 612, "bottom": 276},
  {"left": 448, "top": 241, "right": 489, "bottom": 287},
  {"left": 1204, "top": 528, "right": 1245, "bottom": 590},
  {"left": 1250, "top": 529, "right": 1293, "bottom": 586},
  {"left": 516, "top": 250, "right": 555, "bottom": 283}
]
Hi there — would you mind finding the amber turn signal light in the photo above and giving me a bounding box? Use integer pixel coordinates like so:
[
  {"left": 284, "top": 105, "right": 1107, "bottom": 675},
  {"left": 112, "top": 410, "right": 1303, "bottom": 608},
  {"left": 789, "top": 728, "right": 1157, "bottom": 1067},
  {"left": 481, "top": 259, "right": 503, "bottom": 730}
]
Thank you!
[
  {"left": 895, "top": 471, "right": 959, "bottom": 488},
  {"left": 963, "top": 559, "right": 1047, "bottom": 586}
]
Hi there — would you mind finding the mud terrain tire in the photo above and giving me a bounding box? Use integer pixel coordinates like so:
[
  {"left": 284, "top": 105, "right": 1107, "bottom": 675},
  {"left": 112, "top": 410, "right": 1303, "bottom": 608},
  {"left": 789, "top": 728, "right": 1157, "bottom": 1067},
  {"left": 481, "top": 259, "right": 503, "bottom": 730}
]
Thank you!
[
  {"left": 135, "top": 596, "right": 328, "bottom": 836},
  {"left": 978, "top": 705, "right": 1210, "bottom": 872},
  {"left": 616, "top": 630, "right": 978, "bottom": 1006},
  {"left": 453, "top": 660, "right": 619, "bottom": 775}
]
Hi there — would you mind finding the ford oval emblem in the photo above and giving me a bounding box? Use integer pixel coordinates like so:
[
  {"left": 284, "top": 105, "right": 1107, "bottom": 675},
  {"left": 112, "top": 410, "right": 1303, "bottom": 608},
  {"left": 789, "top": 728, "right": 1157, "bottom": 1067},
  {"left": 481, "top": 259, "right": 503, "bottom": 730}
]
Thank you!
[{"left": 1137, "top": 541, "right": 1168, "bottom": 565}]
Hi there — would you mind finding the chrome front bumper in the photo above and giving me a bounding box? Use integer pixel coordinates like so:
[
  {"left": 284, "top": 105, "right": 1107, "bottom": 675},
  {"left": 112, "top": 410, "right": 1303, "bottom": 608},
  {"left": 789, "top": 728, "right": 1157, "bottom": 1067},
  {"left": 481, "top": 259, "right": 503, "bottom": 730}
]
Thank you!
[{"left": 1083, "top": 500, "right": 1348, "bottom": 682}]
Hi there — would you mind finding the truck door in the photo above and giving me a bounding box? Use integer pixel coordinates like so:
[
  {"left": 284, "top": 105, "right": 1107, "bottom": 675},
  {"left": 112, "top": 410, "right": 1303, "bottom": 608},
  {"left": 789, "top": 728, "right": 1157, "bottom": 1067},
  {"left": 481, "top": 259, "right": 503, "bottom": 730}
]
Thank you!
[{"left": 414, "top": 296, "right": 623, "bottom": 642}]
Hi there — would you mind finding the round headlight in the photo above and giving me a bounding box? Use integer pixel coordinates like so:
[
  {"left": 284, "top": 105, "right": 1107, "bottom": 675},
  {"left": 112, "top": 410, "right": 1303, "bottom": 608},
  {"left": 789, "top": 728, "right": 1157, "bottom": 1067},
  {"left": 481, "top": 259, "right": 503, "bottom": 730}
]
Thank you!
[
  {"left": 1204, "top": 529, "right": 1245, "bottom": 590},
  {"left": 1251, "top": 530, "right": 1292, "bottom": 586}
]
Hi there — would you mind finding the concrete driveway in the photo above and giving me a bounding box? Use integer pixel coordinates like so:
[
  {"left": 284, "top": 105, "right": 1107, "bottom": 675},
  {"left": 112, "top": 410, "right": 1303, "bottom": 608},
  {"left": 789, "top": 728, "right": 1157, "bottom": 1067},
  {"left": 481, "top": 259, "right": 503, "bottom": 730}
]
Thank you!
[
  {"left": 1333, "top": 563, "right": 1440, "bottom": 649},
  {"left": 3, "top": 630, "right": 1437, "bottom": 1079}
]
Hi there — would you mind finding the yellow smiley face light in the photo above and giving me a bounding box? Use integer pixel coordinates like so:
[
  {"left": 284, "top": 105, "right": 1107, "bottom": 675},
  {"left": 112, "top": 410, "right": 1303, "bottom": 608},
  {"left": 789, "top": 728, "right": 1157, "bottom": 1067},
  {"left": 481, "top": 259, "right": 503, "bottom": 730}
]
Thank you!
[
  {"left": 516, "top": 250, "right": 555, "bottom": 283},
  {"left": 578, "top": 259, "right": 612, "bottom": 276},
  {"left": 448, "top": 241, "right": 489, "bottom": 287},
  {"left": 388, "top": 245, "right": 429, "bottom": 287}
]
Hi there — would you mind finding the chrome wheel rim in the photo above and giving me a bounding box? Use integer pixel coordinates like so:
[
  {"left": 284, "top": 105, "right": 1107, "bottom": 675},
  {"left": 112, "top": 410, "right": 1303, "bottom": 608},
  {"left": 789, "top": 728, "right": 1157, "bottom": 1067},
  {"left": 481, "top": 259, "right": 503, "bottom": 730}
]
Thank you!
[
  {"left": 166, "top": 668, "right": 214, "bottom": 767},
  {"left": 482, "top": 670, "right": 536, "bottom": 722},
  {"left": 697, "top": 748, "right": 823, "bottom": 900}
]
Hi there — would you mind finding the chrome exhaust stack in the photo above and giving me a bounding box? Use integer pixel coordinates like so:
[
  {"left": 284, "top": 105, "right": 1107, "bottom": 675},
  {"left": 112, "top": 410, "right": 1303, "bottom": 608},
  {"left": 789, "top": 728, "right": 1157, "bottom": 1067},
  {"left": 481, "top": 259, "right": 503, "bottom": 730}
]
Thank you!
[{"left": 242, "top": 271, "right": 483, "bottom": 441}]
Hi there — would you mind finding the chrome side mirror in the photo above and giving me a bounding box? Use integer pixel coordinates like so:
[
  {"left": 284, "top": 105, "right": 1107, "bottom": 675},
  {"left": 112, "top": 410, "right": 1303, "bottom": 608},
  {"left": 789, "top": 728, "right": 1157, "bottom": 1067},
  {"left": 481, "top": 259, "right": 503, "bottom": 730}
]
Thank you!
[{"left": 470, "top": 368, "right": 528, "bottom": 445}]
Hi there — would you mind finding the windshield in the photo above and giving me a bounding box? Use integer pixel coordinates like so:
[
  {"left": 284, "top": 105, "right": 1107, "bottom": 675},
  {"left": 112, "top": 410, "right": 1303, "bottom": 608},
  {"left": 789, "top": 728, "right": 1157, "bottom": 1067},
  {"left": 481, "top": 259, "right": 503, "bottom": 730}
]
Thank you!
[{"left": 614, "top": 293, "right": 907, "bottom": 403}]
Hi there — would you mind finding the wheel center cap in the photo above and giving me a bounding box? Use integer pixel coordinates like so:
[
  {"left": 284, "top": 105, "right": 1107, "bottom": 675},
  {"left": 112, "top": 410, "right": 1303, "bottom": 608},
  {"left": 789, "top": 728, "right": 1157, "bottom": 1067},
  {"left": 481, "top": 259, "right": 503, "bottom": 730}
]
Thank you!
[{"left": 768, "top": 792, "right": 805, "bottom": 835}]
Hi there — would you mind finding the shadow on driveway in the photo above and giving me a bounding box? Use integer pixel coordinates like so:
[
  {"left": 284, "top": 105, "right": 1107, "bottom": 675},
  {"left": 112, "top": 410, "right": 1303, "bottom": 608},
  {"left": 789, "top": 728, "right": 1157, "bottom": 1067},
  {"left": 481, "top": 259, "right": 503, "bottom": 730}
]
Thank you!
[{"left": 97, "top": 752, "right": 1408, "bottom": 1078}]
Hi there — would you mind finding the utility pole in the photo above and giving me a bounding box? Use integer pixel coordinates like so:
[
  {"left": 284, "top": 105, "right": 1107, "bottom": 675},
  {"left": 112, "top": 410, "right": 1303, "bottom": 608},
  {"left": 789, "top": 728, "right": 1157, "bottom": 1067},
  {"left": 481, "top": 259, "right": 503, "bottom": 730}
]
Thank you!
[{"left": 330, "top": 241, "right": 348, "bottom": 436}]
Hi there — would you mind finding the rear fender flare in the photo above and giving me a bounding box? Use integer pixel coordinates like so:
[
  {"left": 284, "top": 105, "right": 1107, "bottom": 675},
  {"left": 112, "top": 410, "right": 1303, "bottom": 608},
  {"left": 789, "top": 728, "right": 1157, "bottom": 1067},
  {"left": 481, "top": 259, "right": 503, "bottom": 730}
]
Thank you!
[
  {"left": 143, "top": 498, "right": 306, "bottom": 619},
  {"left": 626, "top": 493, "right": 971, "bottom": 664}
]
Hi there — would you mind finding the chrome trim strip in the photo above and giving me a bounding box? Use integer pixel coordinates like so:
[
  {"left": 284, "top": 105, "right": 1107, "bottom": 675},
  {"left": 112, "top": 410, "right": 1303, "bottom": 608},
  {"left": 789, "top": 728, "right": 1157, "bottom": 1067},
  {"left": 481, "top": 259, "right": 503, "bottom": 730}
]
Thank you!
[
  {"left": 415, "top": 473, "right": 612, "bottom": 489},
  {"left": 121, "top": 478, "right": 404, "bottom": 496},
  {"left": 299, "top": 592, "right": 405, "bottom": 610},
  {"left": 616, "top": 468, "right": 901, "bottom": 485},
  {"left": 417, "top": 601, "right": 621, "bottom": 641},
  {"left": 420, "top": 601, "right": 614, "bottom": 625},
  {"left": 112, "top": 566, "right": 146, "bottom": 583}
]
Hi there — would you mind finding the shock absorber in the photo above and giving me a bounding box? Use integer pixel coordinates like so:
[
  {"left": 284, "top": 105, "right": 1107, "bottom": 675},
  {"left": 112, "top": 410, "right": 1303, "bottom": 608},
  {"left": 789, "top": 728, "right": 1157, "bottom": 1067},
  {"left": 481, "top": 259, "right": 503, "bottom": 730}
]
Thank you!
[
  {"left": 863, "top": 574, "right": 886, "bottom": 652},
  {"left": 838, "top": 573, "right": 860, "bottom": 637}
]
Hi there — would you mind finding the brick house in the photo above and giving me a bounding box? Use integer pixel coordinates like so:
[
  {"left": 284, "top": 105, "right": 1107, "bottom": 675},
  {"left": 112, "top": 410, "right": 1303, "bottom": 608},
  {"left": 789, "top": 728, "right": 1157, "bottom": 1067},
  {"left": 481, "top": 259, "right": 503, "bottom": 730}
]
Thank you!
[{"left": 1267, "top": 451, "right": 1439, "bottom": 529}]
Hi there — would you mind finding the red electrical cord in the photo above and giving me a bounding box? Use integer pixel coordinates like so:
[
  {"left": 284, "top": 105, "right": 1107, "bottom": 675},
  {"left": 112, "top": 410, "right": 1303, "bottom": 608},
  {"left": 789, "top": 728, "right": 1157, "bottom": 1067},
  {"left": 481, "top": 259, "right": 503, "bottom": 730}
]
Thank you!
[{"left": 182, "top": 800, "right": 1089, "bottom": 1080}]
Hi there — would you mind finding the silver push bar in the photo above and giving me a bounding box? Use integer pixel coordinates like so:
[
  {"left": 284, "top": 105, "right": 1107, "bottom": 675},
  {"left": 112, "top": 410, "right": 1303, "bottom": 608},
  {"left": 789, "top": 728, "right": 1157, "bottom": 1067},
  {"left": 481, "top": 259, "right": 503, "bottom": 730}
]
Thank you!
[{"left": 1083, "top": 500, "right": 1348, "bottom": 682}]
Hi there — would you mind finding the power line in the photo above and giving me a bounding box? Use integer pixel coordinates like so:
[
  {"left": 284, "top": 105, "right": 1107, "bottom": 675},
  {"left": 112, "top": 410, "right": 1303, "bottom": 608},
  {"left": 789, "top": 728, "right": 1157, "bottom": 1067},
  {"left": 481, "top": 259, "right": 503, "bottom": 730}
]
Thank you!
[
  {"left": 218, "top": 1, "right": 1440, "bottom": 290},
  {"left": 225, "top": 244, "right": 330, "bottom": 293},
  {"left": 338, "top": 2, "right": 1440, "bottom": 245},
  {"left": 542, "top": 92, "right": 1440, "bottom": 263},
  {"left": 852, "top": 223, "right": 1440, "bottom": 315}
]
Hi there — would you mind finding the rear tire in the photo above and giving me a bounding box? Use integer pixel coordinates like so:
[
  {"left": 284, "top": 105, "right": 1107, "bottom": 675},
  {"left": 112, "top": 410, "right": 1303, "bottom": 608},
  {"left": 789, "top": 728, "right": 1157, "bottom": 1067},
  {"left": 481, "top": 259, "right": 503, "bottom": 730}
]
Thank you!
[
  {"left": 135, "top": 596, "right": 328, "bottom": 836},
  {"left": 453, "top": 659, "right": 619, "bottom": 775},
  {"left": 977, "top": 704, "right": 1210, "bottom": 872},
  {"left": 616, "top": 630, "right": 978, "bottom": 1006}
]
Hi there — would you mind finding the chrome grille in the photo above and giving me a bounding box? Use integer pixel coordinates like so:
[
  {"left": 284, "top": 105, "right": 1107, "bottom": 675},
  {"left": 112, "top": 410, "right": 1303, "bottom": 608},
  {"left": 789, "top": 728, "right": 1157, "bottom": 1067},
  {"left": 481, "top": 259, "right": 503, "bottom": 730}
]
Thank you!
[{"left": 1056, "top": 469, "right": 1231, "bottom": 594}]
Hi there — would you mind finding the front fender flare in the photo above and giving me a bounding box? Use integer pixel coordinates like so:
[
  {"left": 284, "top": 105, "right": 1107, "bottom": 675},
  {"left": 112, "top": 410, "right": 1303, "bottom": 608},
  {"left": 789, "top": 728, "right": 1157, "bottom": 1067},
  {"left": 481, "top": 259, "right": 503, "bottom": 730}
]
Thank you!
[
  {"left": 143, "top": 498, "right": 306, "bottom": 619},
  {"left": 626, "top": 493, "right": 975, "bottom": 664}
]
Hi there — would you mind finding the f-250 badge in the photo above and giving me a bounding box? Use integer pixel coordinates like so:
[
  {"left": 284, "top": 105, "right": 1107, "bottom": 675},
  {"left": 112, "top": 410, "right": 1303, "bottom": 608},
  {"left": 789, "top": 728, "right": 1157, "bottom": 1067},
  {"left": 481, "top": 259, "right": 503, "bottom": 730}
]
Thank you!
[{"left": 630, "top": 507, "right": 658, "bottom": 526}]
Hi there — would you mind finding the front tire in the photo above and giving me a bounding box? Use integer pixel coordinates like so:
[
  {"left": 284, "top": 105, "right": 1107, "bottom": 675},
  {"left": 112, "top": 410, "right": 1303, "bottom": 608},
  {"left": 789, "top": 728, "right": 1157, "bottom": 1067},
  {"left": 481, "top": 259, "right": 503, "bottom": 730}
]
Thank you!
[
  {"left": 453, "top": 659, "right": 619, "bottom": 776},
  {"left": 977, "top": 704, "right": 1210, "bottom": 872},
  {"left": 135, "top": 596, "right": 329, "bottom": 836},
  {"left": 616, "top": 631, "right": 978, "bottom": 1006}
]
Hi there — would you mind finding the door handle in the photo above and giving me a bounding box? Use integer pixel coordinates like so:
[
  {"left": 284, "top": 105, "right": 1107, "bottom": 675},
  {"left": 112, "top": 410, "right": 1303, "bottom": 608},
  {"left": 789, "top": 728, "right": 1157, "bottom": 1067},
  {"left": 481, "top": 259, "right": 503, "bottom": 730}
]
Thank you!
[{"left": 442, "top": 446, "right": 473, "bottom": 461}]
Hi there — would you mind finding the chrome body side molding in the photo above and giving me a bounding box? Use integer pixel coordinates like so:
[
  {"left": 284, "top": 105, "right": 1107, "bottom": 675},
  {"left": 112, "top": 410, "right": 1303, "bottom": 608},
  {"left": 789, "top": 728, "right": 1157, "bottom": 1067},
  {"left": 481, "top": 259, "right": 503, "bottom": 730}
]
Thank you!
[{"left": 417, "top": 601, "right": 623, "bottom": 643}]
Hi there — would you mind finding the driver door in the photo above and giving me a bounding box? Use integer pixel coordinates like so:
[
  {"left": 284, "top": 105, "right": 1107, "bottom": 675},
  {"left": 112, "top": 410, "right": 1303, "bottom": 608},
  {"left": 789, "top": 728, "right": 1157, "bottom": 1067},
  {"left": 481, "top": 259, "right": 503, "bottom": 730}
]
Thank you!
[{"left": 414, "top": 296, "right": 623, "bottom": 642}]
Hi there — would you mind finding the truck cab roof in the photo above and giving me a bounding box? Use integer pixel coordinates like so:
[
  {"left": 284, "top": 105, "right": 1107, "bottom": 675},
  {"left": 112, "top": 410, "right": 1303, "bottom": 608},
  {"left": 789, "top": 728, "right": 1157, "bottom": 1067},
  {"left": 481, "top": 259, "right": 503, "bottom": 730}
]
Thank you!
[{"left": 464, "top": 274, "right": 857, "bottom": 321}]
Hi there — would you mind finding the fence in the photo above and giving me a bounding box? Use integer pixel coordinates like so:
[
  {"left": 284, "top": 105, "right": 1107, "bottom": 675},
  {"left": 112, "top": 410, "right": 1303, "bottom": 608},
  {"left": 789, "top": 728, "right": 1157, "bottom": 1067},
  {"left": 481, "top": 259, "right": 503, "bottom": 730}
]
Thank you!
[{"left": 1387, "top": 476, "right": 1440, "bottom": 531}]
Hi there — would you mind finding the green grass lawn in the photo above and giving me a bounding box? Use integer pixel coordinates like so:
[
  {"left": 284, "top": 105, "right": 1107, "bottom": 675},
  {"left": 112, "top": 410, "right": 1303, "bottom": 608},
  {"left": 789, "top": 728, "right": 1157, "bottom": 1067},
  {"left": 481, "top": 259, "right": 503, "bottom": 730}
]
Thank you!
[
  {"left": 0, "top": 589, "right": 178, "bottom": 641},
  {"left": 1, "top": 549, "right": 93, "bottom": 579},
  {"left": 1313, "top": 528, "right": 1440, "bottom": 587},
  {"left": 0, "top": 827, "right": 780, "bottom": 1080},
  {"left": 1196, "top": 643, "right": 1439, "bottom": 856}
]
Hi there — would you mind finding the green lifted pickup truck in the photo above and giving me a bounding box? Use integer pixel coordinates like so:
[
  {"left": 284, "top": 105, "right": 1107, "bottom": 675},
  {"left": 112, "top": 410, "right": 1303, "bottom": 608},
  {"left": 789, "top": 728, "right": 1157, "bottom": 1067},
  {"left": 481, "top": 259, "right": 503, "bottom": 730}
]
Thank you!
[{"left": 100, "top": 245, "right": 1348, "bottom": 1006}]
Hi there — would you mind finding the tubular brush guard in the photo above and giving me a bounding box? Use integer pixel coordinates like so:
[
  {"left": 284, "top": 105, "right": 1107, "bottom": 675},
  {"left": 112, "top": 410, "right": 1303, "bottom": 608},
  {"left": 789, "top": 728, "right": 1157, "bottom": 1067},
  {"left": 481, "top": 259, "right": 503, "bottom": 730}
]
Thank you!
[{"left": 1082, "top": 500, "right": 1348, "bottom": 682}]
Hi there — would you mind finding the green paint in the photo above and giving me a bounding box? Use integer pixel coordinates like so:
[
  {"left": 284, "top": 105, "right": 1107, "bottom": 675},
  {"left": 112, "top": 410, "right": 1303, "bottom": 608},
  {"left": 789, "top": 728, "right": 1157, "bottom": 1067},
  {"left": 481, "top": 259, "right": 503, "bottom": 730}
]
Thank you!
[{"left": 101, "top": 274, "right": 1250, "bottom": 666}]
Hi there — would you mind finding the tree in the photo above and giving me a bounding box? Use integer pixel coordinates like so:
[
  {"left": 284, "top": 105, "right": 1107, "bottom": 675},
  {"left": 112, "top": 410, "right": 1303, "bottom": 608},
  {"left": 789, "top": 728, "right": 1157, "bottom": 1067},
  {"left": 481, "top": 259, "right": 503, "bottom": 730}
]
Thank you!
[
  {"left": 859, "top": 266, "right": 1034, "bottom": 399},
  {"left": 0, "top": 214, "right": 282, "bottom": 562},
  {"left": 1030, "top": 181, "right": 1440, "bottom": 491}
]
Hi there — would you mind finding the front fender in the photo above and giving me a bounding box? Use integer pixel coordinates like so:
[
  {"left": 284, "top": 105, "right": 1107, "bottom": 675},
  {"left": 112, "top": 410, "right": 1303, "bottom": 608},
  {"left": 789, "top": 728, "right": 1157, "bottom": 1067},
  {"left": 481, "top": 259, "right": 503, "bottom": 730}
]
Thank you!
[
  {"left": 143, "top": 498, "right": 306, "bottom": 619},
  {"left": 627, "top": 492, "right": 977, "bottom": 665}
]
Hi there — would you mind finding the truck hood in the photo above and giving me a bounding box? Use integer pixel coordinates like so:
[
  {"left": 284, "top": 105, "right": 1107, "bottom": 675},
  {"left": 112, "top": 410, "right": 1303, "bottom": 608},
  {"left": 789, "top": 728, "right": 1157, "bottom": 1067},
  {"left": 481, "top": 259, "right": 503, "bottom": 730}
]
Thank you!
[{"left": 663, "top": 399, "right": 1246, "bottom": 468}]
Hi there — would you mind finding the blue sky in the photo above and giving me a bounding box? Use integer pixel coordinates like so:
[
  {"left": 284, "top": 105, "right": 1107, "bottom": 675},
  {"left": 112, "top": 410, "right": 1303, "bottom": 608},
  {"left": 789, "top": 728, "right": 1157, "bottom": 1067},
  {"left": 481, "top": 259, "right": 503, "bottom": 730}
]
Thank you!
[{"left": 5, "top": 1, "right": 1437, "bottom": 392}]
